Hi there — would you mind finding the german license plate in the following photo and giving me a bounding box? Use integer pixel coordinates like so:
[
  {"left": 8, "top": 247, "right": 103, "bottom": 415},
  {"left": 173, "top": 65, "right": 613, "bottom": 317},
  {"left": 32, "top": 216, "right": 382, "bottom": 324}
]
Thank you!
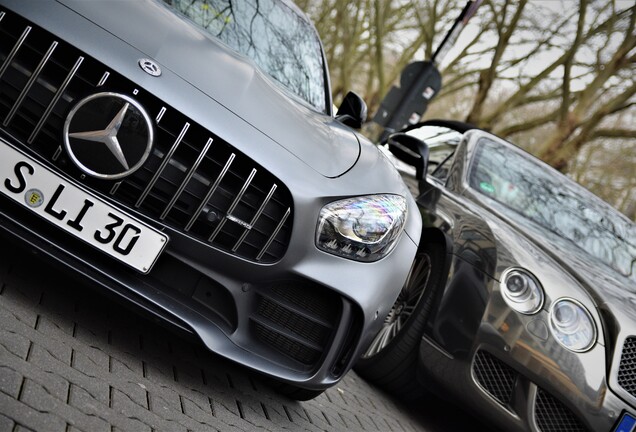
[
  {"left": 615, "top": 412, "right": 636, "bottom": 432},
  {"left": 0, "top": 140, "right": 168, "bottom": 273}
]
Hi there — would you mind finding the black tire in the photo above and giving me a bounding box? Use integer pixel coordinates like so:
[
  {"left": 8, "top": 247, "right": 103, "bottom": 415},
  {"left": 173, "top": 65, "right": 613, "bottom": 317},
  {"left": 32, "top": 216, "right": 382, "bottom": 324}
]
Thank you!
[{"left": 354, "top": 242, "right": 446, "bottom": 400}]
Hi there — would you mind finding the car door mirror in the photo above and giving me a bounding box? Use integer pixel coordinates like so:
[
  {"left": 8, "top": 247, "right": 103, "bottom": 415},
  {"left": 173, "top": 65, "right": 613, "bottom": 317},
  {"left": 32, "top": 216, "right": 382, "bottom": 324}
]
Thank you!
[
  {"left": 397, "top": 120, "right": 471, "bottom": 182},
  {"left": 336, "top": 91, "right": 367, "bottom": 129},
  {"left": 387, "top": 133, "right": 429, "bottom": 180}
]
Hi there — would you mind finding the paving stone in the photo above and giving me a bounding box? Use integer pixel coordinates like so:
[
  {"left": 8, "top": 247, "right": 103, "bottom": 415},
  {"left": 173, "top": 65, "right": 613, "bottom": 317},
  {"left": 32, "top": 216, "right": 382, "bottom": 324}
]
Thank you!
[
  {"left": 0, "top": 243, "right": 438, "bottom": 432},
  {"left": 0, "top": 413, "right": 15, "bottom": 432},
  {"left": 0, "top": 364, "right": 23, "bottom": 399}
]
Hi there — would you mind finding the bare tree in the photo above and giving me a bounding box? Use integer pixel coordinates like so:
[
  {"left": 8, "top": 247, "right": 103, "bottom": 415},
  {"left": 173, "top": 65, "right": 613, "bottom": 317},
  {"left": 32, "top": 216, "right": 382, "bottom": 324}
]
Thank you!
[
  {"left": 299, "top": 0, "right": 635, "bottom": 218},
  {"left": 447, "top": 1, "right": 635, "bottom": 171},
  {"left": 300, "top": 0, "right": 462, "bottom": 109}
]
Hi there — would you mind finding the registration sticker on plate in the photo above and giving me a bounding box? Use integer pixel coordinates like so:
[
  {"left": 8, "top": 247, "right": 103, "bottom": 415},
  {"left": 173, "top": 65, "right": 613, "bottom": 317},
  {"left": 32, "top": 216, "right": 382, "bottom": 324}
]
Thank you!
[
  {"left": 0, "top": 141, "right": 168, "bottom": 273},
  {"left": 615, "top": 412, "right": 636, "bottom": 432}
]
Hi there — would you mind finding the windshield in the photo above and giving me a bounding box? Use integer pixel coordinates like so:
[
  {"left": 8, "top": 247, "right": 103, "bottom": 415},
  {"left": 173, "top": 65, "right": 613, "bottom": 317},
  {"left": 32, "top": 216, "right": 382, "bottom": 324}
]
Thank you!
[
  {"left": 468, "top": 137, "right": 636, "bottom": 281},
  {"left": 162, "top": 0, "right": 327, "bottom": 112}
]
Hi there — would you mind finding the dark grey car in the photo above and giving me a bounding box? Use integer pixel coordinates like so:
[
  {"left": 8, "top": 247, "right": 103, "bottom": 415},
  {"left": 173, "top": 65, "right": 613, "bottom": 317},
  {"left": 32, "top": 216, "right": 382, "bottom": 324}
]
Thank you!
[
  {"left": 356, "top": 121, "right": 636, "bottom": 431},
  {"left": 0, "top": 0, "right": 423, "bottom": 399}
]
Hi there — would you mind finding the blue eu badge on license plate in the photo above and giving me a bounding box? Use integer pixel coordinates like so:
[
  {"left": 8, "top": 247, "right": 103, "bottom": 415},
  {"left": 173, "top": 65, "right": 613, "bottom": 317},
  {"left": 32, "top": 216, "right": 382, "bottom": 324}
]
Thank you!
[{"left": 615, "top": 412, "right": 636, "bottom": 432}]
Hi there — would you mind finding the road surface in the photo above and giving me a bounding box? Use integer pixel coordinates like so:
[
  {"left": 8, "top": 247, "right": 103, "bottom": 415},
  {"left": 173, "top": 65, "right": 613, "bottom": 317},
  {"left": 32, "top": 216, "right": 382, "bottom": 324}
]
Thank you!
[{"left": 0, "top": 241, "right": 490, "bottom": 432}]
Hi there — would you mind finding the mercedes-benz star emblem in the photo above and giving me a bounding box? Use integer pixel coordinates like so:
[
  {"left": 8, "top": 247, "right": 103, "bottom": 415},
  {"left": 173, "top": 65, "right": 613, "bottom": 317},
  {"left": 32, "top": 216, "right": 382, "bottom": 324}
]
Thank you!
[
  {"left": 139, "top": 58, "right": 162, "bottom": 77},
  {"left": 63, "top": 92, "right": 154, "bottom": 179}
]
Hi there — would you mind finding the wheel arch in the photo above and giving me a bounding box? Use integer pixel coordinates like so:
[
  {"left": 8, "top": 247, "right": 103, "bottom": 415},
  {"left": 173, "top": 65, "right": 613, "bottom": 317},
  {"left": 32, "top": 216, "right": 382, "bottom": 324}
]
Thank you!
[{"left": 416, "top": 226, "right": 454, "bottom": 337}]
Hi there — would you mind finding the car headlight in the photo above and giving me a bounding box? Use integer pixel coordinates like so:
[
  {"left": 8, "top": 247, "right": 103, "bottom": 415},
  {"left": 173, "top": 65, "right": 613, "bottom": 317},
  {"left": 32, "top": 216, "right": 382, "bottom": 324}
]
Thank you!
[
  {"left": 500, "top": 268, "right": 544, "bottom": 314},
  {"left": 549, "top": 298, "right": 596, "bottom": 352},
  {"left": 316, "top": 194, "right": 407, "bottom": 262}
]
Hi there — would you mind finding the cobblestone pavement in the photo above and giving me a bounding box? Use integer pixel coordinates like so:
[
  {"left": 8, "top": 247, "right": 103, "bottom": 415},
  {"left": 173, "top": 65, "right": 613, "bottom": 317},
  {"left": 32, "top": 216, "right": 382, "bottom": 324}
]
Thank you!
[{"left": 0, "top": 243, "right": 467, "bottom": 432}]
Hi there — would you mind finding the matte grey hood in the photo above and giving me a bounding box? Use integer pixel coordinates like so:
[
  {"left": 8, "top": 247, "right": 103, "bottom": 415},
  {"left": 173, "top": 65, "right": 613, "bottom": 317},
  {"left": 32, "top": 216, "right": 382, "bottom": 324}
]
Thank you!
[{"left": 53, "top": 0, "right": 360, "bottom": 178}]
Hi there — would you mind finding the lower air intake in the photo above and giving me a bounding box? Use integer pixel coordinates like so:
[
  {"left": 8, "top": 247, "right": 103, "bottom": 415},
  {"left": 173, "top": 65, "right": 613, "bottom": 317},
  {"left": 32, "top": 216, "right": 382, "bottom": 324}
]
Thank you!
[
  {"left": 251, "top": 282, "right": 341, "bottom": 368},
  {"left": 534, "top": 388, "right": 587, "bottom": 432},
  {"left": 472, "top": 350, "right": 517, "bottom": 406}
]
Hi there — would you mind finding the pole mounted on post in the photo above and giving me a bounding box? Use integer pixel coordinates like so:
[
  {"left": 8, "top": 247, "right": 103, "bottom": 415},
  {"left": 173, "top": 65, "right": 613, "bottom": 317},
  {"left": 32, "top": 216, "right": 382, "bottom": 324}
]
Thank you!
[
  {"left": 431, "top": 0, "right": 482, "bottom": 65},
  {"left": 372, "top": 0, "right": 481, "bottom": 141}
]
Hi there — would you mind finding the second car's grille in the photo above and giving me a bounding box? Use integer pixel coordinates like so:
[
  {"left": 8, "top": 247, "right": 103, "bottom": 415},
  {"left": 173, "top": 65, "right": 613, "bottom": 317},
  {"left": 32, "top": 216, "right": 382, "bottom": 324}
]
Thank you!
[
  {"left": 0, "top": 9, "right": 293, "bottom": 263},
  {"left": 472, "top": 350, "right": 517, "bottom": 406},
  {"left": 618, "top": 336, "right": 636, "bottom": 399},
  {"left": 534, "top": 388, "right": 587, "bottom": 432},
  {"left": 250, "top": 282, "right": 341, "bottom": 368}
]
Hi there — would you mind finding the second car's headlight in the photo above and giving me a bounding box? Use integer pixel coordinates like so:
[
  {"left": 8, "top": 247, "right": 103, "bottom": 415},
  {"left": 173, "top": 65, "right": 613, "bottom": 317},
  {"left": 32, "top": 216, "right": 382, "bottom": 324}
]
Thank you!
[
  {"left": 316, "top": 194, "right": 407, "bottom": 262},
  {"left": 500, "top": 268, "right": 544, "bottom": 314},
  {"left": 549, "top": 298, "right": 597, "bottom": 352}
]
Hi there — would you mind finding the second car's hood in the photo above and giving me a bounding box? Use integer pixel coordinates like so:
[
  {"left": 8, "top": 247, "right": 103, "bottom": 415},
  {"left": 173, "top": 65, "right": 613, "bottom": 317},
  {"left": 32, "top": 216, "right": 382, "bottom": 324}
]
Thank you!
[
  {"left": 52, "top": 0, "right": 360, "bottom": 178},
  {"left": 529, "top": 227, "right": 636, "bottom": 323},
  {"left": 492, "top": 204, "right": 636, "bottom": 323},
  {"left": 462, "top": 188, "right": 635, "bottom": 327}
]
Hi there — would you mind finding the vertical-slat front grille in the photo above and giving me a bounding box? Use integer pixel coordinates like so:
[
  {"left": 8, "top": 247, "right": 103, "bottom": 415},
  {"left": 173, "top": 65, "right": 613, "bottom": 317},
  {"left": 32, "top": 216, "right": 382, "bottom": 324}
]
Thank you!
[
  {"left": 618, "top": 336, "right": 636, "bottom": 399},
  {"left": 0, "top": 9, "right": 293, "bottom": 263},
  {"left": 472, "top": 350, "right": 517, "bottom": 406},
  {"left": 3, "top": 40, "right": 56, "bottom": 126},
  {"left": 28, "top": 55, "right": 83, "bottom": 144},
  {"left": 534, "top": 388, "right": 587, "bottom": 432},
  {"left": 251, "top": 282, "right": 341, "bottom": 368}
]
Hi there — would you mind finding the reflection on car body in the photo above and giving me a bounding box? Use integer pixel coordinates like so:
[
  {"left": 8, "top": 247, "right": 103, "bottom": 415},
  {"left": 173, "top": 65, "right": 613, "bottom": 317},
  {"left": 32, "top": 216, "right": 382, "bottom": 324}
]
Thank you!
[
  {"left": 356, "top": 120, "right": 636, "bottom": 432},
  {"left": 0, "top": 0, "right": 423, "bottom": 399}
]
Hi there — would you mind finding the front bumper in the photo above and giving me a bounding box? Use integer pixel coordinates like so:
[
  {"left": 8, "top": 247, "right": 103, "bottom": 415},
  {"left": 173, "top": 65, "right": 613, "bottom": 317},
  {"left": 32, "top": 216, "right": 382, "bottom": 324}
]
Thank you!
[{"left": 0, "top": 129, "right": 419, "bottom": 390}]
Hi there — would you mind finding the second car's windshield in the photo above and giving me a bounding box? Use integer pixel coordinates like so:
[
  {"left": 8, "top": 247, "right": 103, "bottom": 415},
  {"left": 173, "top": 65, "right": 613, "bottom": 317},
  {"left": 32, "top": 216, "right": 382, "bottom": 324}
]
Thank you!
[
  {"left": 468, "top": 137, "right": 636, "bottom": 281},
  {"left": 162, "top": 0, "right": 327, "bottom": 112}
]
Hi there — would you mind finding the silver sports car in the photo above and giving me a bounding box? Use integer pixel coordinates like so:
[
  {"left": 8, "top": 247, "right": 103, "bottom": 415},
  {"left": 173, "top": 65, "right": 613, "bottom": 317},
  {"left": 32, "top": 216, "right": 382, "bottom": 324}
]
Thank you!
[{"left": 0, "top": 0, "right": 422, "bottom": 399}]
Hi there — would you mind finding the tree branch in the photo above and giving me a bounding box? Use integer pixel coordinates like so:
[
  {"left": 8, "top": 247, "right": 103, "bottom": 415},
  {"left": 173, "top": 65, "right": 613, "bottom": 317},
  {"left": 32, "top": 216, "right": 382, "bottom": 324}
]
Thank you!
[
  {"left": 494, "top": 108, "right": 560, "bottom": 137},
  {"left": 590, "top": 128, "right": 636, "bottom": 140}
]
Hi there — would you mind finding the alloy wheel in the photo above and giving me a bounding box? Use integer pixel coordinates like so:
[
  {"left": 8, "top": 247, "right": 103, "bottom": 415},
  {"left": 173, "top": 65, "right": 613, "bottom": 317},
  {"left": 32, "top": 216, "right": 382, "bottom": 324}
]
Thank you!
[{"left": 362, "top": 252, "right": 432, "bottom": 358}]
